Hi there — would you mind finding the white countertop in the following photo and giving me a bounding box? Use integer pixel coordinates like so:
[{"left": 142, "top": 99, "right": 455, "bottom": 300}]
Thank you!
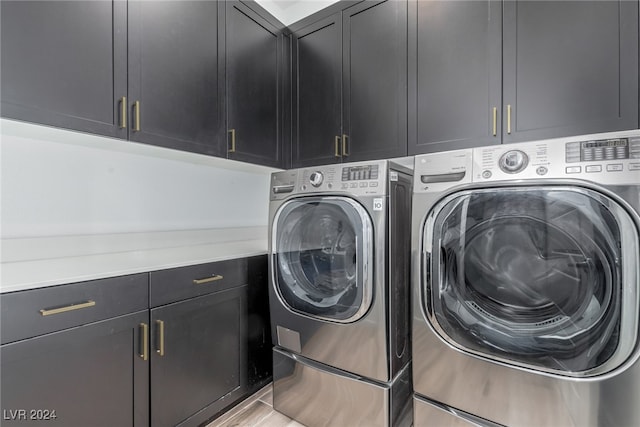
[{"left": 1, "top": 227, "right": 268, "bottom": 293}]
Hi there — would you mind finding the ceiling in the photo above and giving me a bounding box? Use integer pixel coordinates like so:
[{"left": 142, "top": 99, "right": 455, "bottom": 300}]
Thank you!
[{"left": 255, "top": 0, "right": 340, "bottom": 26}]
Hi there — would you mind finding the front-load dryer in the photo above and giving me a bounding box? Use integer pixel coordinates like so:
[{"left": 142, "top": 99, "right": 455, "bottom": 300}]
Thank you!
[
  {"left": 411, "top": 131, "right": 640, "bottom": 426},
  {"left": 269, "top": 159, "right": 413, "bottom": 427}
]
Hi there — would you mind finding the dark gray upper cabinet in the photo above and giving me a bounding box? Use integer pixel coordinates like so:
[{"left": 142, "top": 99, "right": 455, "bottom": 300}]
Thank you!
[
  {"left": 0, "top": 0, "right": 127, "bottom": 138},
  {"left": 342, "top": 0, "right": 407, "bottom": 162},
  {"left": 502, "top": 0, "right": 638, "bottom": 143},
  {"left": 409, "top": 0, "right": 639, "bottom": 154},
  {"left": 128, "top": 1, "right": 223, "bottom": 156},
  {"left": 224, "top": 1, "right": 283, "bottom": 168},
  {"left": 408, "top": 0, "right": 502, "bottom": 154},
  {"left": 292, "top": 0, "right": 408, "bottom": 167},
  {"left": 292, "top": 14, "right": 344, "bottom": 167}
]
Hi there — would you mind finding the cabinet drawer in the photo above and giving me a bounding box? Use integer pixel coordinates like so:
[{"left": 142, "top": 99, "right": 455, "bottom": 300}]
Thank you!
[
  {"left": 150, "top": 258, "right": 248, "bottom": 307},
  {"left": 0, "top": 273, "right": 148, "bottom": 345}
]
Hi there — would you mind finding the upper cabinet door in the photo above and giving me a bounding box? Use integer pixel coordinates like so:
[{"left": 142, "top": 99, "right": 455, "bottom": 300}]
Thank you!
[
  {"left": 342, "top": 0, "right": 408, "bottom": 162},
  {"left": 502, "top": 0, "right": 639, "bottom": 143},
  {"left": 128, "top": 1, "right": 222, "bottom": 156},
  {"left": 225, "top": 1, "right": 282, "bottom": 168},
  {"left": 408, "top": 0, "right": 502, "bottom": 154},
  {"left": 0, "top": 0, "right": 127, "bottom": 138},
  {"left": 292, "top": 14, "right": 343, "bottom": 168}
]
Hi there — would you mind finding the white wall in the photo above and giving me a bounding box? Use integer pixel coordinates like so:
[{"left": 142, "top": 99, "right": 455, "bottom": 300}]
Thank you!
[
  {"left": 255, "top": 0, "right": 340, "bottom": 26},
  {"left": 0, "top": 119, "right": 278, "bottom": 238}
]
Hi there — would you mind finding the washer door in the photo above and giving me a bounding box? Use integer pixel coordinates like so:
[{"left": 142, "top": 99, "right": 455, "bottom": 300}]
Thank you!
[
  {"left": 273, "top": 196, "right": 373, "bottom": 323},
  {"left": 424, "top": 186, "right": 638, "bottom": 375}
]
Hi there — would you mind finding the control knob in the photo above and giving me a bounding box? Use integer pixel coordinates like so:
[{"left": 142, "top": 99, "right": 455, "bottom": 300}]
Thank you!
[
  {"left": 499, "top": 150, "right": 528, "bottom": 174},
  {"left": 309, "top": 171, "right": 324, "bottom": 187}
]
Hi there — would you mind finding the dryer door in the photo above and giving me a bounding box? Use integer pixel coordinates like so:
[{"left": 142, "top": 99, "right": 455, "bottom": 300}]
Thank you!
[
  {"left": 273, "top": 196, "right": 373, "bottom": 323},
  {"left": 423, "top": 186, "right": 639, "bottom": 375}
]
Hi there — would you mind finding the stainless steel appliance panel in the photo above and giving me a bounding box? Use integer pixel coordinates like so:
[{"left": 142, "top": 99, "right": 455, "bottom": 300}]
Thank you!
[
  {"left": 273, "top": 348, "right": 412, "bottom": 427},
  {"left": 412, "top": 130, "right": 640, "bottom": 427},
  {"left": 269, "top": 160, "right": 413, "bottom": 383}
]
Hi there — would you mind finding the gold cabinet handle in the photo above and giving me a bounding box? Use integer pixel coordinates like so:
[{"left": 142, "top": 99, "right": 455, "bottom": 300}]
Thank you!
[
  {"left": 156, "top": 320, "right": 165, "bottom": 356},
  {"left": 139, "top": 323, "right": 148, "bottom": 361},
  {"left": 193, "top": 274, "right": 224, "bottom": 285},
  {"left": 342, "top": 134, "right": 349, "bottom": 157},
  {"left": 133, "top": 100, "right": 141, "bottom": 132},
  {"left": 507, "top": 104, "right": 512, "bottom": 134},
  {"left": 492, "top": 107, "right": 497, "bottom": 137},
  {"left": 39, "top": 300, "right": 96, "bottom": 316},
  {"left": 334, "top": 136, "right": 342, "bottom": 158},
  {"left": 228, "top": 129, "right": 236, "bottom": 153},
  {"left": 120, "top": 96, "right": 127, "bottom": 129}
]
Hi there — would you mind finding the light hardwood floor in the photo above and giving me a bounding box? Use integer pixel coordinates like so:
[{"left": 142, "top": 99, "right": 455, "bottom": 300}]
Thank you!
[{"left": 206, "top": 384, "right": 306, "bottom": 427}]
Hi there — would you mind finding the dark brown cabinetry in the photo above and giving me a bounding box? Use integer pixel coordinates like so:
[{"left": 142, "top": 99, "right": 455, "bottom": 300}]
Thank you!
[
  {"left": 1, "top": 0, "right": 221, "bottom": 156},
  {"left": 150, "top": 288, "right": 246, "bottom": 427},
  {"left": 149, "top": 256, "right": 271, "bottom": 426},
  {"left": 0, "top": 256, "right": 271, "bottom": 427},
  {"left": 128, "top": 1, "right": 222, "bottom": 156},
  {"left": 224, "top": 1, "right": 284, "bottom": 168},
  {"left": 1, "top": 0, "right": 285, "bottom": 167},
  {"left": 0, "top": 0, "right": 127, "bottom": 139},
  {"left": 292, "top": 0, "right": 407, "bottom": 167},
  {"left": 0, "top": 274, "right": 149, "bottom": 427},
  {"left": 409, "top": 0, "right": 639, "bottom": 154},
  {"left": 502, "top": 0, "right": 638, "bottom": 143}
]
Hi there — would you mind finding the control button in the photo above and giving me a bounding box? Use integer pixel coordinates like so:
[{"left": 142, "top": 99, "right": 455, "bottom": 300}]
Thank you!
[
  {"left": 482, "top": 170, "right": 492, "bottom": 179},
  {"left": 499, "top": 150, "right": 528, "bottom": 173},
  {"left": 301, "top": 185, "right": 307, "bottom": 191},
  {"left": 566, "top": 166, "right": 582, "bottom": 174},
  {"left": 585, "top": 165, "right": 602, "bottom": 173},
  {"left": 327, "top": 183, "right": 332, "bottom": 189},
  {"left": 536, "top": 166, "right": 548, "bottom": 176},
  {"left": 607, "top": 164, "right": 623, "bottom": 172},
  {"left": 370, "top": 182, "right": 379, "bottom": 187},
  {"left": 359, "top": 182, "right": 368, "bottom": 188},
  {"left": 605, "top": 147, "right": 615, "bottom": 160},
  {"left": 309, "top": 171, "right": 324, "bottom": 187},
  {"left": 594, "top": 147, "right": 604, "bottom": 160},
  {"left": 629, "top": 163, "right": 640, "bottom": 171},
  {"left": 349, "top": 183, "right": 358, "bottom": 188},
  {"left": 341, "top": 183, "right": 349, "bottom": 189}
]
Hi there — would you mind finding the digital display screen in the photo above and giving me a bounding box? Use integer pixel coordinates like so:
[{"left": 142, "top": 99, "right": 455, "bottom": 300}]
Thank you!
[
  {"left": 342, "top": 164, "right": 379, "bottom": 181},
  {"left": 582, "top": 138, "right": 628, "bottom": 148},
  {"left": 346, "top": 166, "right": 371, "bottom": 174}
]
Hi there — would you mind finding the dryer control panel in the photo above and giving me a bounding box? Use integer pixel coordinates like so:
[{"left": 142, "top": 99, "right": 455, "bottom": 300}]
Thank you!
[{"left": 471, "top": 131, "right": 640, "bottom": 186}]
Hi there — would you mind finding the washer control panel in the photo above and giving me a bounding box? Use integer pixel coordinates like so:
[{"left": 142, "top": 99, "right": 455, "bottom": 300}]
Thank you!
[{"left": 271, "top": 161, "right": 387, "bottom": 200}]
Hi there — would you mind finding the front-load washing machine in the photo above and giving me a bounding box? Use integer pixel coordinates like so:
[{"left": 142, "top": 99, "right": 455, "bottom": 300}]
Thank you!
[
  {"left": 411, "top": 131, "right": 640, "bottom": 426},
  {"left": 269, "top": 159, "right": 413, "bottom": 427}
]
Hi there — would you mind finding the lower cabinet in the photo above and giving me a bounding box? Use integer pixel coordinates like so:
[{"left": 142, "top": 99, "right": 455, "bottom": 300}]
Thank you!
[
  {"left": 0, "top": 255, "right": 271, "bottom": 427},
  {"left": 0, "top": 274, "right": 150, "bottom": 427},
  {"left": 150, "top": 287, "right": 247, "bottom": 427},
  {"left": 149, "top": 255, "right": 271, "bottom": 426}
]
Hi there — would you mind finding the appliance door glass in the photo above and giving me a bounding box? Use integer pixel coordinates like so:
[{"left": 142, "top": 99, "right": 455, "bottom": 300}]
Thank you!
[
  {"left": 274, "top": 196, "right": 373, "bottom": 323},
  {"left": 425, "top": 186, "right": 637, "bottom": 374}
]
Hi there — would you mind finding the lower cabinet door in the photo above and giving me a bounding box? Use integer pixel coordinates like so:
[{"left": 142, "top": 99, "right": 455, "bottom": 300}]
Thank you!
[
  {"left": 0, "top": 311, "right": 149, "bottom": 427},
  {"left": 150, "top": 286, "right": 247, "bottom": 427}
]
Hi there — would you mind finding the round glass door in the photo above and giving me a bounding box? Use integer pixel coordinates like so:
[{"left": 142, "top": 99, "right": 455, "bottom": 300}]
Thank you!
[
  {"left": 273, "top": 196, "right": 373, "bottom": 322},
  {"left": 424, "top": 186, "right": 638, "bottom": 375}
]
